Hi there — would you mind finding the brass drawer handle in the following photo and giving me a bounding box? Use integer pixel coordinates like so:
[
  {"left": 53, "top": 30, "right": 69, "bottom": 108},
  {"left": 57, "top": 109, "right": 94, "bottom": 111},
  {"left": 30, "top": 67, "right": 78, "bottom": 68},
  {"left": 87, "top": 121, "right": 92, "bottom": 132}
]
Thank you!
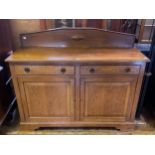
[
  {"left": 61, "top": 68, "right": 66, "bottom": 73},
  {"left": 24, "top": 67, "right": 30, "bottom": 73},
  {"left": 125, "top": 68, "right": 131, "bottom": 73},
  {"left": 89, "top": 68, "right": 95, "bottom": 73}
]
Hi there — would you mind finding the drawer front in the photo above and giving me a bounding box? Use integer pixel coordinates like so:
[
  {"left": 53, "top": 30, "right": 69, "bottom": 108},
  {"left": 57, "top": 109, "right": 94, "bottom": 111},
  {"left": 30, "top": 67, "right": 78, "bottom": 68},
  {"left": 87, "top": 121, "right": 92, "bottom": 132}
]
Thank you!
[
  {"left": 80, "top": 65, "right": 140, "bottom": 75},
  {"left": 14, "top": 65, "right": 74, "bottom": 75}
]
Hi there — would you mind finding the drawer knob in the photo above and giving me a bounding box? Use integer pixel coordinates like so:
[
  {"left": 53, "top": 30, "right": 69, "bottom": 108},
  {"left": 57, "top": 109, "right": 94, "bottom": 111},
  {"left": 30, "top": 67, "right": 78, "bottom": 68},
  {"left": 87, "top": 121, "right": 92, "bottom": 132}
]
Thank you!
[
  {"left": 125, "top": 68, "right": 131, "bottom": 73},
  {"left": 61, "top": 68, "right": 66, "bottom": 73},
  {"left": 89, "top": 68, "right": 95, "bottom": 73},
  {"left": 24, "top": 67, "right": 30, "bottom": 73}
]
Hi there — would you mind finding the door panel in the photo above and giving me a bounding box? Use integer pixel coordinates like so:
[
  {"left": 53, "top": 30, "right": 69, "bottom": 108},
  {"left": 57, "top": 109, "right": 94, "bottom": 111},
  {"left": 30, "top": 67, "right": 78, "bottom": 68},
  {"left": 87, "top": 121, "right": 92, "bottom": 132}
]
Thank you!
[
  {"left": 18, "top": 76, "right": 74, "bottom": 122},
  {"left": 80, "top": 75, "right": 138, "bottom": 122}
]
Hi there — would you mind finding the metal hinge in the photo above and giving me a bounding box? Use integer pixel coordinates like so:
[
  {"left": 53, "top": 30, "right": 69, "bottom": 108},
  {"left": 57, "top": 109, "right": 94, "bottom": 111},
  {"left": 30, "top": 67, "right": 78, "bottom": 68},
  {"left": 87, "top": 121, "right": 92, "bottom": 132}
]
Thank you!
[
  {"left": 145, "top": 72, "right": 152, "bottom": 77},
  {"left": 0, "top": 66, "right": 3, "bottom": 72}
]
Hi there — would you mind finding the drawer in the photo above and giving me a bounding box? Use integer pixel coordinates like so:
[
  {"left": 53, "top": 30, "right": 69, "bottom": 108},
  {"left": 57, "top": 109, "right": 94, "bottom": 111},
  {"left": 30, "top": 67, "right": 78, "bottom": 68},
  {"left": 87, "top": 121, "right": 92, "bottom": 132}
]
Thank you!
[
  {"left": 80, "top": 65, "right": 140, "bottom": 75},
  {"left": 14, "top": 65, "right": 74, "bottom": 75}
]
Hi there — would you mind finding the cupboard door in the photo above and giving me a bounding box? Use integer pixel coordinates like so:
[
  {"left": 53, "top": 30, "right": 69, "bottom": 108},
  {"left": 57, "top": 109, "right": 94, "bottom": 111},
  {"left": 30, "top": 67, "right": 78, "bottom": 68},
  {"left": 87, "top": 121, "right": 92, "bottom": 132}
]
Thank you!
[
  {"left": 18, "top": 76, "right": 75, "bottom": 122},
  {"left": 80, "top": 75, "right": 138, "bottom": 122}
]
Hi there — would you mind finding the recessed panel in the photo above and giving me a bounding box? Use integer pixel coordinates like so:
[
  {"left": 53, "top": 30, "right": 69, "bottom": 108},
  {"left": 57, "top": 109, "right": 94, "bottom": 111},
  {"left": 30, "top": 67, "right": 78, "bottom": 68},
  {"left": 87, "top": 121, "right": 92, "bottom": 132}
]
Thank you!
[{"left": 24, "top": 82, "right": 72, "bottom": 117}]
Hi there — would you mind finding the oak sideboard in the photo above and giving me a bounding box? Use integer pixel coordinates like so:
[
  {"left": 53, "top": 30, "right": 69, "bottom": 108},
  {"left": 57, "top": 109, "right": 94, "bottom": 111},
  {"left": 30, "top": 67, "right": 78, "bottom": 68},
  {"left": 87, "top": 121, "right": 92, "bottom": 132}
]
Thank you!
[{"left": 5, "top": 28, "right": 149, "bottom": 131}]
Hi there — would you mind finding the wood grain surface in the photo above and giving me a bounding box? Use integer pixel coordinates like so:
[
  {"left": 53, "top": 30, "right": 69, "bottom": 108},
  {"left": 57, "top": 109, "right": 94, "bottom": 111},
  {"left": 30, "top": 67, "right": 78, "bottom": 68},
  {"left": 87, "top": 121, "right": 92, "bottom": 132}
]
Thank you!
[{"left": 6, "top": 47, "right": 149, "bottom": 63}]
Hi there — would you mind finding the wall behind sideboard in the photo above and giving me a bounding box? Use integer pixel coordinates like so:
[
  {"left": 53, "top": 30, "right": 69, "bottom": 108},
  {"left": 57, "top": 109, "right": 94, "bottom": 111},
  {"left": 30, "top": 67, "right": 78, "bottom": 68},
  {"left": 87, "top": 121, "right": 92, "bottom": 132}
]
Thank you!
[{"left": 10, "top": 19, "right": 41, "bottom": 49}]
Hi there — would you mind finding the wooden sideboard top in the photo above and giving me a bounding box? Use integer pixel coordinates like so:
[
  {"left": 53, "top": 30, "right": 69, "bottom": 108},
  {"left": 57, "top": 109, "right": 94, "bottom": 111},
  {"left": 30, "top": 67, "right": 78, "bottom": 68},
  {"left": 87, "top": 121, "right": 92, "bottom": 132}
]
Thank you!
[
  {"left": 5, "top": 28, "right": 149, "bottom": 63},
  {"left": 5, "top": 47, "right": 149, "bottom": 63}
]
